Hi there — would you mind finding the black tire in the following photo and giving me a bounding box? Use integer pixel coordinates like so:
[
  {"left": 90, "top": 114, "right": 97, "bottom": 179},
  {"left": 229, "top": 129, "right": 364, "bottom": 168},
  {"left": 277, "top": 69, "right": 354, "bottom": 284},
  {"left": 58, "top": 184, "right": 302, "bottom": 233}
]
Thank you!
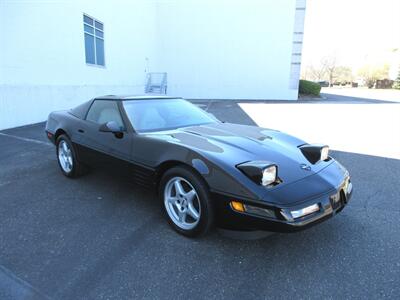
[
  {"left": 56, "top": 134, "right": 86, "bottom": 178},
  {"left": 159, "top": 166, "right": 214, "bottom": 237}
]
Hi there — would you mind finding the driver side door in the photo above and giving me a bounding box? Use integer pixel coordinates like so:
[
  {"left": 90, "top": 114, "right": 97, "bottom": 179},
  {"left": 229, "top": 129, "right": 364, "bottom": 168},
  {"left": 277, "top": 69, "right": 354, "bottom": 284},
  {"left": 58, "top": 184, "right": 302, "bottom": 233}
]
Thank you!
[{"left": 77, "top": 100, "right": 132, "bottom": 168}]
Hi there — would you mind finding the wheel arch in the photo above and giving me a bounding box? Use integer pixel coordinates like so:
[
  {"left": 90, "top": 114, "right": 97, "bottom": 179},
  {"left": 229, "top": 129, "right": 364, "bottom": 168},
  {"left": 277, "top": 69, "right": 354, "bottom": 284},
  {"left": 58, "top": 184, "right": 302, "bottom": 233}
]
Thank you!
[
  {"left": 54, "top": 128, "right": 68, "bottom": 141},
  {"left": 155, "top": 160, "right": 210, "bottom": 193}
]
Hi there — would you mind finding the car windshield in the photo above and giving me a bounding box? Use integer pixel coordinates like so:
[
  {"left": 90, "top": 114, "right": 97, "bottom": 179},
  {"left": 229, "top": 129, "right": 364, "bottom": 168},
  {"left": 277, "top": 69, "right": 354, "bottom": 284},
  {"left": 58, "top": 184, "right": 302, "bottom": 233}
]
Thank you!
[{"left": 122, "top": 98, "right": 218, "bottom": 132}]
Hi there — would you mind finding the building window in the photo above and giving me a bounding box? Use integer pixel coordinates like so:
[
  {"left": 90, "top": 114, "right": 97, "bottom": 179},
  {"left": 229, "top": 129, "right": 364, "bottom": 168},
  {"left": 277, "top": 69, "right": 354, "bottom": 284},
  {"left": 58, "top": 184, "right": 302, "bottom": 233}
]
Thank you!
[{"left": 83, "top": 14, "right": 105, "bottom": 66}]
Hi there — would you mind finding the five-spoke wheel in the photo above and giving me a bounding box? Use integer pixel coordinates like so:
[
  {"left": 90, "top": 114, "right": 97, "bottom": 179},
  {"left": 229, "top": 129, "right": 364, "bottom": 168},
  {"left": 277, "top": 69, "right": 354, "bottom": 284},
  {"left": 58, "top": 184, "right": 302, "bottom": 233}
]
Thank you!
[
  {"left": 164, "top": 177, "right": 201, "bottom": 230},
  {"left": 160, "top": 166, "right": 214, "bottom": 237}
]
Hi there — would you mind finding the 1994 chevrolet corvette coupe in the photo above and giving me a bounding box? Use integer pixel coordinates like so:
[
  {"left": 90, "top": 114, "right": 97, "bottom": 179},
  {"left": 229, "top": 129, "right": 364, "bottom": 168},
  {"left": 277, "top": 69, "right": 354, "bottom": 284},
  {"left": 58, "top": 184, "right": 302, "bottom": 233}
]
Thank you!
[{"left": 46, "top": 95, "right": 352, "bottom": 237}]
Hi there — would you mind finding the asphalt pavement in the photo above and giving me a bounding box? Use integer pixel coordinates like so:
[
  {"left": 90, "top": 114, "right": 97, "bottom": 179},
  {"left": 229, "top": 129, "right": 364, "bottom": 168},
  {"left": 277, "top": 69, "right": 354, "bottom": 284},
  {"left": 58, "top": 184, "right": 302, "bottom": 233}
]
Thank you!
[{"left": 0, "top": 102, "right": 399, "bottom": 299}]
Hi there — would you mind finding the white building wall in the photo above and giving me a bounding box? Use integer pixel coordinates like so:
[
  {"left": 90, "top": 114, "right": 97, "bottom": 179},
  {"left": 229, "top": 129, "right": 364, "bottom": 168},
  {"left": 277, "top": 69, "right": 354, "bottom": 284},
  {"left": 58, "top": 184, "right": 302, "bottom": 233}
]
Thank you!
[
  {"left": 0, "top": 0, "right": 158, "bottom": 130},
  {"left": 155, "top": 0, "right": 300, "bottom": 100},
  {"left": 289, "top": 0, "right": 307, "bottom": 90},
  {"left": 0, "top": 0, "right": 306, "bottom": 130}
]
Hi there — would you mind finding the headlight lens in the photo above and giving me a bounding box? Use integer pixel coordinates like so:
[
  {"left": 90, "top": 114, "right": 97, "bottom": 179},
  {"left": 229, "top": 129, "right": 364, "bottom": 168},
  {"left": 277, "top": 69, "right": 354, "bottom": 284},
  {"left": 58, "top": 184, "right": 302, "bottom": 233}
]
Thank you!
[
  {"left": 262, "top": 165, "right": 277, "bottom": 186},
  {"left": 321, "top": 146, "right": 329, "bottom": 161}
]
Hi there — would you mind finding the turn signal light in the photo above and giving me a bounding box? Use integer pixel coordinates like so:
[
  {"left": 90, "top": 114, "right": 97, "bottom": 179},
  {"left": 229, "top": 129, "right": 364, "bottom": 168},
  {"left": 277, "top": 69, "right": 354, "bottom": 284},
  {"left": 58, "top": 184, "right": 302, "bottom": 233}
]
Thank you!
[{"left": 230, "top": 201, "right": 245, "bottom": 212}]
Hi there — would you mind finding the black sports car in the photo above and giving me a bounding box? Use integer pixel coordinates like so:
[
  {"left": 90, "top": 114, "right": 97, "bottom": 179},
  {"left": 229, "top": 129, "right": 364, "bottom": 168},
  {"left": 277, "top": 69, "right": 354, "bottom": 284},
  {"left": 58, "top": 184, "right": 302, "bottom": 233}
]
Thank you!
[{"left": 46, "top": 95, "right": 352, "bottom": 237}]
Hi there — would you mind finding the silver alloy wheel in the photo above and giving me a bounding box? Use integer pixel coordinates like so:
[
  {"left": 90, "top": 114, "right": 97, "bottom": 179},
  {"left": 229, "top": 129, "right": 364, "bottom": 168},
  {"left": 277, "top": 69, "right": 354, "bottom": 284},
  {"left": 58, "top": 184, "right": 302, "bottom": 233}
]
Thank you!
[
  {"left": 58, "top": 140, "right": 73, "bottom": 173},
  {"left": 164, "top": 176, "right": 201, "bottom": 230}
]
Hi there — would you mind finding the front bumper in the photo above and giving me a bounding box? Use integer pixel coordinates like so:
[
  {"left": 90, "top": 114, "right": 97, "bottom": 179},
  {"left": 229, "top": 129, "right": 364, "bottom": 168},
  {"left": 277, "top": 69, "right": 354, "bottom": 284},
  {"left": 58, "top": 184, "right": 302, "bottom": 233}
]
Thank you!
[{"left": 213, "top": 176, "right": 353, "bottom": 233}]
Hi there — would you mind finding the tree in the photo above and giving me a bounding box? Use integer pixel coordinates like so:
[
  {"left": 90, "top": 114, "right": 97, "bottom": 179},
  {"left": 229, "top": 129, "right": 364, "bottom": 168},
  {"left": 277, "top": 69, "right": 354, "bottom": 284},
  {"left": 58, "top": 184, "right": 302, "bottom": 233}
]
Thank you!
[
  {"left": 358, "top": 64, "right": 389, "bottom": 88},
  {"left": 394, "top": 67, "right": 400, "bottom": 89},
  {"left": 302, "top": 64, "right": 327, "bottom": 81},
  {"left": 321, "top": 56, "right": 337, "bottom": 86},
  {"left": 335, "top": 66, "right": 353, "bottom": 84}
]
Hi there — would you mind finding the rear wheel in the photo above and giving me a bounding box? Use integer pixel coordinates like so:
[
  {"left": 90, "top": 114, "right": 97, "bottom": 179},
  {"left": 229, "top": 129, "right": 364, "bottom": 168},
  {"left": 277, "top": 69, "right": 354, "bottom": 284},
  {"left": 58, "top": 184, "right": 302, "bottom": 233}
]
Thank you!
[
  {"left": 159, "top": 166, "right": 214, "bottom": 237},
  {"left": 56, "top": 134, "right": 85, "bottom": 178}
]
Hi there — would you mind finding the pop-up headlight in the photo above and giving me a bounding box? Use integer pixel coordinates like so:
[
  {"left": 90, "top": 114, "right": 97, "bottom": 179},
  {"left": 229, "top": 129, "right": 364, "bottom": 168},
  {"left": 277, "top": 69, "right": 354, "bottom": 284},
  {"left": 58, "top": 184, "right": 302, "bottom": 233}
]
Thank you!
[
  {"left": 299, "top": 144, "right": 330, "bottom": 164},
  {"left": 237, "top": 161, "right": 278, "bottom": 187},
  {"left": 320, "top": 145, "right": 329, "bottom": 161}
]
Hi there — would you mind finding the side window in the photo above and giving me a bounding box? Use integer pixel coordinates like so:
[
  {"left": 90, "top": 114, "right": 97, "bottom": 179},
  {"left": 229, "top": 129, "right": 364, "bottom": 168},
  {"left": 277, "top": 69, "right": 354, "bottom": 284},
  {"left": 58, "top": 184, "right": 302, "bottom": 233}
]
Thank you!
[{"left": 86, "top": 100, "right": 125, "bottom": 130}]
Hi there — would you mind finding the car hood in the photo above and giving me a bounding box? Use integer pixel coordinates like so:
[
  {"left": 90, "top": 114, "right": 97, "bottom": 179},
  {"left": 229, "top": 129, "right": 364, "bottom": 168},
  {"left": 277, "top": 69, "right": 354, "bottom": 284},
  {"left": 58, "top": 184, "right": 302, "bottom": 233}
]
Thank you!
[{"left": 145, "top": 122, "right": 333, "bottom": 187}]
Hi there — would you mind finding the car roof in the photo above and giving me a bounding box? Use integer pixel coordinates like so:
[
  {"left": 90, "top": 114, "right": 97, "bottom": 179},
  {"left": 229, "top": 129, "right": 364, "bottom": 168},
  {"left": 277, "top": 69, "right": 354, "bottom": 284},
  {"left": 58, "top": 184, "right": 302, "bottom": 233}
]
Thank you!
[{"left": 94, "top": 95, "right": 182, "bottom": 101}]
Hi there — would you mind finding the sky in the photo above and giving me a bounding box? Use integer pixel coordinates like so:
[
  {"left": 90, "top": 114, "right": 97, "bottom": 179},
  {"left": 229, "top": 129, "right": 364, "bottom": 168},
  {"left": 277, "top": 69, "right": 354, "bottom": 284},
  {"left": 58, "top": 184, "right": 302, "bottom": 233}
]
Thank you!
[{"left": 301, "top": 0, "right": 400, "bottom": 72}]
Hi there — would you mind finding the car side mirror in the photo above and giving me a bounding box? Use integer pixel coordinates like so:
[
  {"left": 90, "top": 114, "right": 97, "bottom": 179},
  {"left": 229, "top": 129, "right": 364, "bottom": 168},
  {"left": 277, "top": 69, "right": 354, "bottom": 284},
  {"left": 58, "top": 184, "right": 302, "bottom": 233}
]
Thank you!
[{"left": 99, "top": 121, "right": 124, "bottom": 138}]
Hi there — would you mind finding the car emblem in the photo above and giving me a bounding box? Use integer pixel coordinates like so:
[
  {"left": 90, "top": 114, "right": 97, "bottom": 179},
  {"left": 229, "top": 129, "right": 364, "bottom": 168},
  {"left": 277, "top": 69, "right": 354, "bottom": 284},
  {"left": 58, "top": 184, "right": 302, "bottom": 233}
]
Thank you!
[{"left": 300, "top": 163, "right": 311, "bottom": 171}]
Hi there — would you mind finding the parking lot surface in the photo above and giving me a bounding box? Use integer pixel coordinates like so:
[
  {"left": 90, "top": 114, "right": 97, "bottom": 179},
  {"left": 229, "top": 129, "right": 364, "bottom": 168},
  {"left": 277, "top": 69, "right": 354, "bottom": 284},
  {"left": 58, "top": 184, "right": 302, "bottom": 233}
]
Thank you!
[{"left": 1, "top": 103, "right": 399, "bottom": 299}]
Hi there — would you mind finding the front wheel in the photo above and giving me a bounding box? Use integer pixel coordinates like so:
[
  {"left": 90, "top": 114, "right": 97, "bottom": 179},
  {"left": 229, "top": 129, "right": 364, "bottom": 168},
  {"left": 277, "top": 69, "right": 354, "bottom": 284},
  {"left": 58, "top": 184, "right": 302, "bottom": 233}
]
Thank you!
[{"left": 159, "top": 166, "right": 214, "bottom": 237}]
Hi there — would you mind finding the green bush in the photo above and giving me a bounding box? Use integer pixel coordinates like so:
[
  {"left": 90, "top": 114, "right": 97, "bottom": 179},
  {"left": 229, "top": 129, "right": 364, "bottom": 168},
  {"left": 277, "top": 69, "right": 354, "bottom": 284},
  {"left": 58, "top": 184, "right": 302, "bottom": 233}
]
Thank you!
[{"left": 299, "top": 80, "right": 321, "bottom": 96}]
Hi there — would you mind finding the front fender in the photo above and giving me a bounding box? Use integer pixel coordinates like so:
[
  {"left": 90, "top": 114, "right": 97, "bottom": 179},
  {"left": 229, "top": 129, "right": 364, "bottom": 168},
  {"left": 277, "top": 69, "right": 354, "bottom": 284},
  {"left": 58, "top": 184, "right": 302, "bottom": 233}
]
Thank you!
[{"left": 132, "top": 134, "right": 259, "bottom": 200}]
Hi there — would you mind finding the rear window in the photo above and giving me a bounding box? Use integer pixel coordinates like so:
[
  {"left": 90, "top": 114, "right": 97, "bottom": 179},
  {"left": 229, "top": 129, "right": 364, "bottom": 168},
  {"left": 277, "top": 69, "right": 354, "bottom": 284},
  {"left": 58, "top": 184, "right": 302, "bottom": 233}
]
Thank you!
[{"left": 69, "top": 100, "right": 93, "bottom": 119}]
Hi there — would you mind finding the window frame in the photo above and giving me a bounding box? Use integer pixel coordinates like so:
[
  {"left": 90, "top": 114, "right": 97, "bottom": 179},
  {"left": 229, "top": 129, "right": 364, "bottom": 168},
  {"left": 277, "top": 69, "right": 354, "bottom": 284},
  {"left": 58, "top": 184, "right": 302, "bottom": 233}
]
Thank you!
[{"left": 83, "top": 13, "right": 105, "bottom": 67}]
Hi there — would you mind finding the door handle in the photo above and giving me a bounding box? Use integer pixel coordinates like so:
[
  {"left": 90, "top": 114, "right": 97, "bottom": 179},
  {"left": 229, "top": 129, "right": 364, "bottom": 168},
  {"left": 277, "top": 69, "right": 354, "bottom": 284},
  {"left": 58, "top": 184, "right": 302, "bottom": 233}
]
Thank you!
[{"left": 78, "top": 129, "right": 85, "bottom": 133}]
